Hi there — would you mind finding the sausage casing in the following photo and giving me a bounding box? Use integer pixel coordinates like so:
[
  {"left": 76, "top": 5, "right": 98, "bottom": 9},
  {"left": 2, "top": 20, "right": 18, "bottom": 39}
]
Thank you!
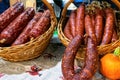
[{"left": 0, "top": 7, "right": 35, "bottom": 45}]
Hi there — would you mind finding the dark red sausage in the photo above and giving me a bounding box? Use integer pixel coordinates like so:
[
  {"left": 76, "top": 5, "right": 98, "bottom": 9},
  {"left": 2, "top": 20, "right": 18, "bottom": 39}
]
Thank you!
[
  {"left": 111, "top": 28, "right": 119, "bottom": 42},
  {"left": 0, "top": 7, "right": 35, "bottom": 45},
  {"left": 85, "top": 15, "right": 97, "bottom": 44},
  {"left": 0, "top": 2, "right": 24, "bottom": 32},
  {"left": 29, "top": 10, "right": 51, "bottom": 39},
  {"left": 101, "top": 8, "right": 114, "bottom": 45},
  {"left": 91, "top": 14, "right": 95, "bottom": 29},
  {"left": 12, "top": 12, "right": 43, "bottom": 46},
  {"left": 62, "top": 35, "right": 98, "bottom": 80},
  {"left": 64, "top": 19, "right": 73, "bottom": 40},
  {"left": 76, "top": 4, "right": 85, "bottom": 36},
  {"left": 95, "top": 9, "right": 104, "bottom": 45},
  {"left": 62, "top": 14, "right": 98, "bottom": 80},
  {"left": 69, "top": 10, "right": 76, "bottom": 37}
]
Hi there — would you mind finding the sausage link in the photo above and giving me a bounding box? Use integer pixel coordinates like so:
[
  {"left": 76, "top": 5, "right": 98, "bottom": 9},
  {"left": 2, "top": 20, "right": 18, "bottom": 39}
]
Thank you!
[
  {"left": 111, "top": 28, "right": 119, "bottom": 42},
  {"left": 29, "top": 10, "right": 51, "bottom": 39},
  {"left": 91, "top": 14, "right": 95, "bottom": 29},
  {"left": 76, "top": 4, "right": 85, "bottom": 36},
  {"left": 101, "top": 8, "right": 114, "bottom": 45},
  {"left": 0, "top": 7, "right": 35, "bottom": 45},
  {"left": 69, "top": 10, "right": 76, "bottom": 37},
  {"left": 62, "top": 35, "right": 83, "bottom": 80},
  {"left": 62, "top": 15, "right": 98, "bottom": 80},
  {"left": 95, "top": 9, "right": 104, "bottom": 45},
  {"left": 12, "top": 12, "right": 43, "bottom": 46},
  {"left": 64, "top": 19, "right": 73, "bottom": 40},
  {"left": 0, "top": 2, "right": 24, "bottom": 32},
  {"left": 85, "top": 15, "right": 97, "bottom": 45}
]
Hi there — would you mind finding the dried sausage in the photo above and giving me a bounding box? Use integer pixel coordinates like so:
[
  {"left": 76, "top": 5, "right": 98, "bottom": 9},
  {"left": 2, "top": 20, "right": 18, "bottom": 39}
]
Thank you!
[
  {"left": 101, "top": 8, "right": 114, "bottom": 45},
  {"left": 111, "top": 28, "right": 119, "bottom": 42},
  {"left": 29, "top": 10, "right": 51, "bottom": 39},
  {"left": 12, "top": 12, "right": 43, "bottom": 46},
  {"left": 76, "top": 4, "right": 85, "bottom": 36},
  {"left": 0, "top": 2, "right": 24, "bottom": 32},
  {"left": 95, "top": 9, "right": 104, "bottom": 45},
  {"left": 0, "top": 7, "right": 35, "bottom": 45},
  {"left": 69, "top": 10, "right": 76, "bottom": 37},
  {"left": 62, "top": 14, "right": 98, "bottom": 80},
  {"left": 64, "top": 19, "right": 73, "bottom": 40}
]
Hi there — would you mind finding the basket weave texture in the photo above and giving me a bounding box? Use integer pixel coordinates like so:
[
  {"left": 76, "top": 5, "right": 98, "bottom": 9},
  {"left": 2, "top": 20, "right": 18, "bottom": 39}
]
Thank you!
[
  {"left": 58, "top": 0, "right": 120, "bottom": 59},
  {"left": 0, "top": 0, "right": 57, "bottom": 62}
]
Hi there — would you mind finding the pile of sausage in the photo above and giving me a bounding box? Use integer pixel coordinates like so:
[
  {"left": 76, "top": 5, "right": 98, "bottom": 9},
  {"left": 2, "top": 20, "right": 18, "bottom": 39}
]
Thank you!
[
  {"left": 63, "top": 4, "right": 119, "bottom": 46},
  {"left": 62, "top": 3, "right": 119, "bottom": 80},
  {"left": 0, "top": 2, "right": 51, "bottom": 47}
]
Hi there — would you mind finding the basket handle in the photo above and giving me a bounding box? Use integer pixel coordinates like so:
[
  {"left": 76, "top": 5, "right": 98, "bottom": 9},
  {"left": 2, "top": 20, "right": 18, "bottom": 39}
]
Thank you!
[
  {"left": 41, "top": 0, "right": 57, "bottom": 24},
  {"left": 111, "top": 0, "right": 120, "bottom": 9},
  {"left": 61, "top": 0, "right": 74, "bottom": 18}
]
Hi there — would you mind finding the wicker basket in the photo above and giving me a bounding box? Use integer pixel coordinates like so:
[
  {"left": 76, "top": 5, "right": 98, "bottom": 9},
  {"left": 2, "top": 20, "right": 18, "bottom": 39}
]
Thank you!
[
  {"left": 0, "top": 0, "right": 57, "bottom": 62},
  {"left": 58, "top": 0, "right": 120, "bottom": 60}
]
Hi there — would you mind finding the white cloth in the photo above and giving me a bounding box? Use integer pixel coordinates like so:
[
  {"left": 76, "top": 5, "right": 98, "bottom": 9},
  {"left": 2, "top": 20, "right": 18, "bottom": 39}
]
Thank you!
[{"left": 0, "top": 62, "right": 63, "bottom": 80}]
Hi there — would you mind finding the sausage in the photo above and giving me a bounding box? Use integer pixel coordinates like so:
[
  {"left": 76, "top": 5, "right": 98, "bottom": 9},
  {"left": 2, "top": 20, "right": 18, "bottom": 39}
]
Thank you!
[
  {"left": 62, "top": 35, "right": 82, "bottom": 80},
  {"left": 75, "top": 4, "right": 85, "bottom": 36},
  {"left": 91, "top": 14, "right": 95, "bottom": 29},
  {"left": 29, "top": 10, "right": 51, "bottom": 39},
  {"left": 62, "top": 35, "right": 98, "bottom": 80},
  {"left": 111, "top": 28, "right": 119, "bottom": 42},
  {"left": 69, "top": 10, "right": 76, "bottom": 37},
  {"left": 0, "top": 2, "right": 24, "bottom": 33},
  {"left": 62, "top": 14, "right": 98, "bottom": 80},
  {"left": 101, "top": 8, "right": 114, "bottom": 45},
  {"left": 12, "top": 12, "right": 43, "bottom": 46},
  {"left": 85, "top": 15, "right": 97, "bottom": 45},
  {"left": 0, "top": 7, "right": 35, "bottom": 45},
  {"left": 64, "top": 19, "right": 73, "bottom": 40},
  {"left": 95, "top": 9, "right": 104, "bottom": 45}
]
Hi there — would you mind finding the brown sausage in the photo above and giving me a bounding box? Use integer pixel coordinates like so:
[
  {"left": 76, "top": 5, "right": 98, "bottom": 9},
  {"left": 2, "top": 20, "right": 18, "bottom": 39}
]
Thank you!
[
  {"left": 91, "top": 14, "right": 95, "bottom": 29},
  {"left": 75, "top": 4, "right": 85, "bottom": 36},
  {"left": 0, "top": 2, "right": 24, "bottom": 33},
  {"left": 85, "top": 15, "right": 97, "bottom": 44},
  {"left": 62, "top": 35, "right": 82, "bottom": 80},
  {"left": 69, "top": 10, "right": 76, "bottom": 37},
  {"left": 95, "top": 9, "right": 104, "bottom": 45},
  {"left": 64, "top": 19, "right": 73, "bottom": 40},
  {"left": 111, "top": 28, "right": 119, "bottom": 42},
  {"left": 101, "top": 8, "right": 114, "bottom": 45},
  {"left": 62, "top": 14, "right": 98, "bottom": 80},
  {"left": 29, "top": 10, "right": 51, "bottom": 39},
  {"left": 0, "top": 7, "right": 35, "bottom": 45},
  {"left": 12, "top": 12, "right": 43, "bottom": 46},
  {"left": 62, "top": 35, "right": 98, "bottom": 80}
]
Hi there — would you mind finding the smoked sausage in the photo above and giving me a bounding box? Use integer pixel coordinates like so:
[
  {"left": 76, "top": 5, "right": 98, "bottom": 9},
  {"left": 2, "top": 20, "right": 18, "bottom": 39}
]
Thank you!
[
  {"left": 29, "top": 10, "right": 51, "bottom": 39},
  {"left": 69, "top": 10, "right": 76, "bottom": 37},
  {"left": 0, "top": 2, "right": 24, "bottom": 32},
  {"left": 64, "top": 19, "right": 73, "bottom": 40},
  {"left": 95, "top": 9, "right": 104, "bottom": 45},
  {"left": 75, "top": 4, "right": 85, "bottom": 36},
  {"left": 0, "top": 7, "right": 35, "bottom": 45},
  {"left": 12, "top": 12, "right": 43, "bottom": 46},
  {"left": 62, "top": 14, "right": 98, "bottom": 80},
  {"left": 111, "top": 28, "right": 119, "bottom": 42},
  {"left": 101, "top": 8, "right": 114, "bottom": 45}
]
